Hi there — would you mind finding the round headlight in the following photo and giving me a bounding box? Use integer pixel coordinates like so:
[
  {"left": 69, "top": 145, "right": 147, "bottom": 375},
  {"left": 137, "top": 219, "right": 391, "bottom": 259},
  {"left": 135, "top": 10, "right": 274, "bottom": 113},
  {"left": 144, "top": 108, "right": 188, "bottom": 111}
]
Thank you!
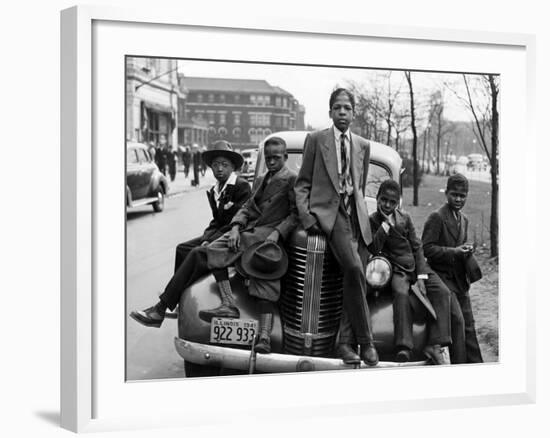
[{"left": 366, "top": 256, "right": 392, "bottom": 289}]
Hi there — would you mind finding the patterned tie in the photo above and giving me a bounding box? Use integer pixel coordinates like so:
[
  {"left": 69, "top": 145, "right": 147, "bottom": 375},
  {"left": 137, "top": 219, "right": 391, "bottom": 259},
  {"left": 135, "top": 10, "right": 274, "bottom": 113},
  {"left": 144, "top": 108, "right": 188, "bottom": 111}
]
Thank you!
[{"left": 340, "top": 133, "right": 352, "bottom": 215}]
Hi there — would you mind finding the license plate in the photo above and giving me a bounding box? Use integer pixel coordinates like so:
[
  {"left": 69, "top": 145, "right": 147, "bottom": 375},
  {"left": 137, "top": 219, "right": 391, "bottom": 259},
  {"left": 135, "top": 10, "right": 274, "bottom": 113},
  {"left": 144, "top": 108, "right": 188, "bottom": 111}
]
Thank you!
[{"left": 209, "top": 318, "right": 258, "bottom": 346}]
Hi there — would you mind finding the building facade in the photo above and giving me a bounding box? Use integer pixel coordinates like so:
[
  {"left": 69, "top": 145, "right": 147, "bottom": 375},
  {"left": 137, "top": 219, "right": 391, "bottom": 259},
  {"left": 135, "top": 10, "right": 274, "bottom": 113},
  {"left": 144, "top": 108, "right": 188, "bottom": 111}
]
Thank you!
[
  {"left": 126, "top": 57, "right": 181, "bottom": 148},
  {"left": 178, "top": 76, "right": 306, "bottom": 151}
]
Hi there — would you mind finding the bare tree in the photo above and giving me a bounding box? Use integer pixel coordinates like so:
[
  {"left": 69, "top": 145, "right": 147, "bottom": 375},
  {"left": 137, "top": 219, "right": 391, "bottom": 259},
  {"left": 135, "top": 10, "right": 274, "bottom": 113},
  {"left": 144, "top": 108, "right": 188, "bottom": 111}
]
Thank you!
[
  {"left": 405, "top": 71, "right": 419, "bottom": 206},
  {"left": 462, "top": 74, "right": 499, "bottom": 257}
]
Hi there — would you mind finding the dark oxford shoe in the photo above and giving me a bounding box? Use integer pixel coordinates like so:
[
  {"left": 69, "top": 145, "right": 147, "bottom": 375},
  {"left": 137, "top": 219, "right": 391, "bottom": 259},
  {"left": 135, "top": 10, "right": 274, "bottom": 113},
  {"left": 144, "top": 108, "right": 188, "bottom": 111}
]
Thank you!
[
  {"left": 255, "top": 336, "right": 271, "bottom": 354},
  {"left": 337, "top": 344, "right": 361, "bottom": 365},
  {"left": 423, "top": 344, "right": 450, "bottom": 365},
  {"left": 130, "top": 305, "right": 165, "bottom": 328},
  {"left": 198, "top": 304, "right": 240, "bottom": 322},
  {"left": 361, "top": 343, "right": 379, "bottom": 366},
  {"left": 396, "top": 348, "right": 412, "bottom": 363}
]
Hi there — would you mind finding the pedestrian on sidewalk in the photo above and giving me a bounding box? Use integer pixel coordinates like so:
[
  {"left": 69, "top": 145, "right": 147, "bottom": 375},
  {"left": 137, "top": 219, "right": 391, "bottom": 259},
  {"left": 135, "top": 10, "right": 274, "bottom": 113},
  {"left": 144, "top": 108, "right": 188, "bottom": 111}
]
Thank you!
[{"left": 191, "top": 144, "right": 201, "bottom": 186}]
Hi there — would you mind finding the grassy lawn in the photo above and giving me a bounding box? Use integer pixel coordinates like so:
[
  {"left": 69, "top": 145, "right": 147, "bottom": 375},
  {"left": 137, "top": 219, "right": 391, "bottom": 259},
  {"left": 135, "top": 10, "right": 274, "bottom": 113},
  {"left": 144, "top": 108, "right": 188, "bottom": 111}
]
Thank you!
[{"left": 401, "top": 174, "right": 499, "bottom": 362}]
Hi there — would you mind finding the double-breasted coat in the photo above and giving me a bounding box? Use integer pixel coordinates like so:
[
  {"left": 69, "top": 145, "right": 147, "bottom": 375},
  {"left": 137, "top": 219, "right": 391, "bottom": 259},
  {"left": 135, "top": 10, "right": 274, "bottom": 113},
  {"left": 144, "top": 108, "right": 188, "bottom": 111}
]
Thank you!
[
  {"left": 205, "top": 165, "right": 298, "bottom": 301},
  {"left": 422, "top": 203, "right": 482, "bottom": 363}
]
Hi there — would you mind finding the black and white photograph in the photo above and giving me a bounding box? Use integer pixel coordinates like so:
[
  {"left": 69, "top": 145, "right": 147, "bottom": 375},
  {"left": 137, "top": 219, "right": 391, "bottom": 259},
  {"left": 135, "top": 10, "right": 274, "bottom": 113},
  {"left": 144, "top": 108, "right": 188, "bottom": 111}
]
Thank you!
[{"left": 125, "top": 56, "right": 499, "bottom": 380}]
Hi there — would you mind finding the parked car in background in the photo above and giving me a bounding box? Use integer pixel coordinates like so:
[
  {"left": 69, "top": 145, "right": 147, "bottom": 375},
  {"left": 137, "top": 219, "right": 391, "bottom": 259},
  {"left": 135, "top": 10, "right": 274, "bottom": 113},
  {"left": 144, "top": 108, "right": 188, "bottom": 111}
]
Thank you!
[
  {"left": 126, "top": 141, "right": 169, "bottom": 212},
  {"left": 467, "top": 153, "right": 486, "bottom": 171},
  {"left": 175, "top": 131, "right": 432, "bottom": 377},
  {"left": 239, "top": 148, "right": 258, "bottom": 183}
]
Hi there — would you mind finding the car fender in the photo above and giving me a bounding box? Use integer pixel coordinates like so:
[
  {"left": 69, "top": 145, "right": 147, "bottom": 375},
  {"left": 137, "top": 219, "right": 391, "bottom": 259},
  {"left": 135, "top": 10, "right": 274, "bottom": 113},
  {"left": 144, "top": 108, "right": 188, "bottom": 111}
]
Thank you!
[
  {"left": 178, "top": 269, "right": 283, "bottom": 352},
  {"left": 126, "top": 185, "right": 132, "bottom": 207}
]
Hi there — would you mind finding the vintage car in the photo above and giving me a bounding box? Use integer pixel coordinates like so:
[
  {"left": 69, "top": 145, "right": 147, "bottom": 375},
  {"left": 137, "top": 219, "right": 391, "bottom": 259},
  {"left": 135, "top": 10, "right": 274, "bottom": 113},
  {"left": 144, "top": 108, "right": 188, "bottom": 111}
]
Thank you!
[
  {"left": 126, "top": 141, "right": 169, "bottom": 212},
  {"left": 239, "top": 148, "right": 259, "bottom": 183},
  {"left": 175, "top": 131, "right": 431, "bottom": 377}
]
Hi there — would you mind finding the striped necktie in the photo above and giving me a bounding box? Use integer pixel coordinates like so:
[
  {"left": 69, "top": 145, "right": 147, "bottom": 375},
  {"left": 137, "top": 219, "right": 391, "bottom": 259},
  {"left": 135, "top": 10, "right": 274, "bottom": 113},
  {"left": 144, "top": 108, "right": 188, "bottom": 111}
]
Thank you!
[{"left": 340, "top": 133, "right": 352, "bottom": 215}]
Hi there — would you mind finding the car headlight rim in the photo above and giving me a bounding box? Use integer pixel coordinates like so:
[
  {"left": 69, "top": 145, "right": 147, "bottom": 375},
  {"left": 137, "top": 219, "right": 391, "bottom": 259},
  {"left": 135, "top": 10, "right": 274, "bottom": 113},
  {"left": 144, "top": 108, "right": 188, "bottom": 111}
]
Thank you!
[{"left": 365, "top": 256, "right": 392, "bottom": 289}]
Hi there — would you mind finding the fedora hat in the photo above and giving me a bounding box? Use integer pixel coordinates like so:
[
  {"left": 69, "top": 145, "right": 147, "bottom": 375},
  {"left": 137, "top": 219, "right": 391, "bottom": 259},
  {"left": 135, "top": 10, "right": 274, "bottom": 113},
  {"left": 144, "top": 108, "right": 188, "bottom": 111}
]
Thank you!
[
  {"left": 202, "top": 140, "right": 244, "bottom": 170},
  {"left": 240, "top": 241, "right": 288, "bottom": 280}
]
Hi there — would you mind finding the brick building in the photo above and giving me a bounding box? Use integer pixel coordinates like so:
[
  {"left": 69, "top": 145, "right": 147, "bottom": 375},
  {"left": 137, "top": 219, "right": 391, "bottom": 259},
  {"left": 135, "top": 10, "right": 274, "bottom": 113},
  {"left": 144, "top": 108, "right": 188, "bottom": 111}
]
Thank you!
[{"left": 178, "top": 76, "right": 306, "bottom": 151}]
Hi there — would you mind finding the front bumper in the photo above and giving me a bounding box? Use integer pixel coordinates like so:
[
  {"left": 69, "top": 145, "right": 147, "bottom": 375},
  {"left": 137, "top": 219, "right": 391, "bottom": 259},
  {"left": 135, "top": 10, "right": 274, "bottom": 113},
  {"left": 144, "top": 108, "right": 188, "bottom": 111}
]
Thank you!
[{"left": 174, "top": 338, "right": 427, "bottom": 373}]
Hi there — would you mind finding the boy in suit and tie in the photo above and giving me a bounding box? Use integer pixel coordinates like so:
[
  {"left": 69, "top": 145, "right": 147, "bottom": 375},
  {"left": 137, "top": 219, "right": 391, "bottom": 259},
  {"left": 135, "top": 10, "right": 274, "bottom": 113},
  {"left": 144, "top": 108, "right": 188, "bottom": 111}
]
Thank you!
[
  {"left": 131, "top": 137, "right": 298, "bottom": 354},
  {"left": 173, "top": 140, "right": 251, "bottom": 273},
  {"left": 294, "top": 88, "right": 378, "bottom": 366},
  {"left": 422, "top": 173, "right": 483, "bottom": 363},
  {"left": 368, "top": 180, "right": 460, "bottom": 364}
]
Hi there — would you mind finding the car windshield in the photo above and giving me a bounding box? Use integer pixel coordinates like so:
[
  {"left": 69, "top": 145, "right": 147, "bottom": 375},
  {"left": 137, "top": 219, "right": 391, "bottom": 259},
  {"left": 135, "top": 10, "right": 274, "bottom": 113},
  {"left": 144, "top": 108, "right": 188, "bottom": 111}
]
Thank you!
[{"left": 257, "top": 150, "right": 392, "bottom": 198}]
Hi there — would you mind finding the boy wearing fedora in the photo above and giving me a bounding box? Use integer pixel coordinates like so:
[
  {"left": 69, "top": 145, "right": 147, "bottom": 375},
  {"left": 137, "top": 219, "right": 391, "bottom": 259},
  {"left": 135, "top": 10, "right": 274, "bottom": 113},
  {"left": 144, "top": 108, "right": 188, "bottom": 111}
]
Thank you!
[
  {"left": 131, "top": 140, "right": 250, "bottom": 325},
  {"left": 173, "top": 140, "right": 251, "bottom": 272},
  {"left": 131, "top": 137, "right": 298, "bottom": 354},
  {"left": 422, "top": 173, "right": 483, "bottom": 363},
  {"left": 363, "top": 179, "right": 462, "bottom": 364}
]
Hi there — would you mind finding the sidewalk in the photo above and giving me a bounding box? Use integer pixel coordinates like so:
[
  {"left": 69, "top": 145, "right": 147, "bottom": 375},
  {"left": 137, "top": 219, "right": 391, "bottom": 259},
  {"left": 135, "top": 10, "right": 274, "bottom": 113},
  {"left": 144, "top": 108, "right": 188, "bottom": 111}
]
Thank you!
[{"left": 165, "top": 168, "right": 217, "bottom": 198}]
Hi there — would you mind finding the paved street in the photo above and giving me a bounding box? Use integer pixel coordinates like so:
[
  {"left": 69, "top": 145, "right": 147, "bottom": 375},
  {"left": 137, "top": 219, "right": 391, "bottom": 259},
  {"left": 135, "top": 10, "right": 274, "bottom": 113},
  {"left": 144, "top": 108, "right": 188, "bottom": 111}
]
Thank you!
[{"left": 126, "top": 174, "right": 215, "bottom": 381}]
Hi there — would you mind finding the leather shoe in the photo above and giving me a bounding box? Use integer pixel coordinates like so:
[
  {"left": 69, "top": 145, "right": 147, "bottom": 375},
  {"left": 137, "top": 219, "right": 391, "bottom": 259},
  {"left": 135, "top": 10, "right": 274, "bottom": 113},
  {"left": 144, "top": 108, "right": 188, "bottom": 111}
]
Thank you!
[
  {"left": 423, "top": 344, "right": 451, "bottom": 365},
  {"left": 337, "top": 344, "right": 361, "bottom": 365},
  {"left": 396, "top": 348, "right": 412, "bottom": 363},
  {"left": 199, "top": 304, "right": 240, "bottom": 322},
  {"left": 255, "top": 336, "right": 271, "bottom": 354},
  {"left": 130, "top": 305, "right": 165, "bottom": 328},
  {"left": 361, "top": 343, "right": 379, "bottom": 366}
]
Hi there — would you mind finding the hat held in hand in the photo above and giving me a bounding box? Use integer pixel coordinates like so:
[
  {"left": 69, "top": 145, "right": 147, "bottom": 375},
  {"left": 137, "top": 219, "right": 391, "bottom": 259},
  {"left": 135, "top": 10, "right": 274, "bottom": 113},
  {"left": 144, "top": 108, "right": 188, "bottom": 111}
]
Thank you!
[{"left": 240, "top": 241, "right": 288, "bottom": 280}]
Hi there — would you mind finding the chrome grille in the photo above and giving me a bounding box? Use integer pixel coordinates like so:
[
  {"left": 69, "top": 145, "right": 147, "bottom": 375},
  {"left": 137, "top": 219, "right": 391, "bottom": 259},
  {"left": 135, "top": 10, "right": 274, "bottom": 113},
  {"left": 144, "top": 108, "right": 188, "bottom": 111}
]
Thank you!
[{"left": 281, "top": 233, "right": 344, "bottom": 356}]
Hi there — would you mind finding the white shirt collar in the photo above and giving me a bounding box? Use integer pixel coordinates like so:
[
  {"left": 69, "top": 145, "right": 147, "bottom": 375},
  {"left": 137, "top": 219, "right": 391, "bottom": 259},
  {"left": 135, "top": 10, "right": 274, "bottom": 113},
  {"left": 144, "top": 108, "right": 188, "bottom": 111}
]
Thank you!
[
  {"left": 213, "top": 172, "right": 237, "bottom": 198},
  {"left": 333, "top": 125, "right": 351, "bottom": 142}
]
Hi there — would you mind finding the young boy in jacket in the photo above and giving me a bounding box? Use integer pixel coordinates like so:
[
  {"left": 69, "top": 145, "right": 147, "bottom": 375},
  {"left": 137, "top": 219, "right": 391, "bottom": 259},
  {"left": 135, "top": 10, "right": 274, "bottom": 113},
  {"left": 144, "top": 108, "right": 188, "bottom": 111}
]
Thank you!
[
  {"left": 422, "top": 173, "right": 482, "bottom": 363},
  {"left": 368, "top": 180, "right": 459, "bottom": 364}
]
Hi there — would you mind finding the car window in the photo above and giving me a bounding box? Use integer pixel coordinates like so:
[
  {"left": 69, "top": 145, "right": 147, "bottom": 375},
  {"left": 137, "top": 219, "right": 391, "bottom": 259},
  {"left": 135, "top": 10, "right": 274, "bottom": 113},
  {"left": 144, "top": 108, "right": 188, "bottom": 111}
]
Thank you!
[
  {"left": 365, "top": 163, "right": 392, "bottom": 198},
  {"left": 128, "top": 149, "right": 139, "bottom": 164},
  {"left": 256, "top": 151, "right": 392, "bottom": 196},
  {"left": 136, "top": 148, "right": 149, "bottom": 163}
]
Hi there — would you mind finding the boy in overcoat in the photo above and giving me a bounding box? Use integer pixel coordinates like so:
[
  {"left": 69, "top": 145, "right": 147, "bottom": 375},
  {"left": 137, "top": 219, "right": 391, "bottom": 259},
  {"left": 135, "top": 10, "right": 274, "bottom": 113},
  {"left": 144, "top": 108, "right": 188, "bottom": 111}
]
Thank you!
[
  {"left": 422, "top": 173, "right": 483, "bottom": 363},
  {"left": 131, "top": 137, "right": 298, "bottom": 354}
]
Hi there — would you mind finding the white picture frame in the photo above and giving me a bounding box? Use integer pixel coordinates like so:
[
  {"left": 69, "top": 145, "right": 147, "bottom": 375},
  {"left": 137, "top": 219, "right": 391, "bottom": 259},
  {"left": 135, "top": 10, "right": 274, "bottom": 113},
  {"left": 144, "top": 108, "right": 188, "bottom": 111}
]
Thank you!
[{"left": 60, "top": 5, "right": 536, "bottom": 433}]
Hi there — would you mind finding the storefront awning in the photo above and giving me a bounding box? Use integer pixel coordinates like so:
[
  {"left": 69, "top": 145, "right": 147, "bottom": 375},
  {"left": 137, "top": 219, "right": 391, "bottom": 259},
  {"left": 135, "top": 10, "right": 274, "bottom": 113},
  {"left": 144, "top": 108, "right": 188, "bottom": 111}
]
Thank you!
[{"left": 143, "top": 101, "right": 174, "bottom": 115}]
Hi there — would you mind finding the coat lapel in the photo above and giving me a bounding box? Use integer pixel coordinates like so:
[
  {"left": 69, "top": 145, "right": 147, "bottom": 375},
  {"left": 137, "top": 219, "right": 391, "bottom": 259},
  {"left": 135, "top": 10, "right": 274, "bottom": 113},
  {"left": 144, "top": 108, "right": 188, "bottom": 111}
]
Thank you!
[
  {"left": 206, "top": 187, "right": 218, "bottom": 216},
  {"left": 261, "top": 166, "right": 289, "bottom": 200},
  {"left": 442, "top": 204, "right": 460, "bottom": 242},
  {"left": 319, "top": 129, "right": 340, "bottom": 193},
  {"left": 350, "top": 133, "right": 365, "bottom": 191}
]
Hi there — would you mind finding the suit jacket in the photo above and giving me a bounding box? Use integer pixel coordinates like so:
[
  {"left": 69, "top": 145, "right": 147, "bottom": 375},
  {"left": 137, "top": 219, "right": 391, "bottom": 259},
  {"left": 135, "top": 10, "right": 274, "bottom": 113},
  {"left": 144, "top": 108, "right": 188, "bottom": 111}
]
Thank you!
[
  {"left": 369, "top": 209, "right": 430, "bottom": 277},
  {"left": 201, "top": 175, "right": 251, "bottom": 243},
  {"left": 294, "top": 128, "right": 372, "bottom": 245},
  {"left": 422, "top": 203, "right": 470, "bottom": 292},
  {"left": 207, "top": 165, "right": 299, "bottom": 271}
]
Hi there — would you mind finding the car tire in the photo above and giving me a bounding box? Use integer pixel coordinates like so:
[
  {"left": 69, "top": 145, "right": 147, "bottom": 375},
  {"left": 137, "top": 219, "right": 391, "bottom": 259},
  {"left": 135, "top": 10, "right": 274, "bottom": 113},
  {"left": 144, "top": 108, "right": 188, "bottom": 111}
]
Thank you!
[
  {"left": 184, "top": 361, "right": 221, "bottom": 378},
  {"left": 152, "top": 188, "right": 165, "bottom": 212}
]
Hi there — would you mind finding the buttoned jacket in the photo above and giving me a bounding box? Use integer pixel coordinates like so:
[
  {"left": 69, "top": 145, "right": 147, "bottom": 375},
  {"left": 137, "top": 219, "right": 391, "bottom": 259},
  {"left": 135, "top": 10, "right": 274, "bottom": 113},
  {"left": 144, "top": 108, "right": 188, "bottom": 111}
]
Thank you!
[
  {"left": 202, "top": 175, "right": 252, "bottom": 243},
  {"left": 294, "top": 128, "right": 372, "bottom": 245},
  {"left": 369, "top": 209, "right": 430, "bottom": 277},
  {"left": 422, "top": 203, "right": 470, "bottom": 291}
]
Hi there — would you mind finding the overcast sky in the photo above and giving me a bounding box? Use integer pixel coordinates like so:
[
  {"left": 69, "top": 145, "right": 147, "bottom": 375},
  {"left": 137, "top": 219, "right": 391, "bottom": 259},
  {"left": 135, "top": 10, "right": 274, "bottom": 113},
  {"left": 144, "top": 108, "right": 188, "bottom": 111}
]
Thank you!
[{"left": 178, "top": 59, "right": 487, "bottom": 130}]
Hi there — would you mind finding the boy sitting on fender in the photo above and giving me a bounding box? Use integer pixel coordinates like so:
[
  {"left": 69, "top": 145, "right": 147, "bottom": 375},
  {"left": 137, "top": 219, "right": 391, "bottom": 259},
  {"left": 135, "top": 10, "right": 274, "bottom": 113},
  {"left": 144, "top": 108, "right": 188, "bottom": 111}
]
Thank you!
[
  {"left": 130, "top": 137, "right": 298, "bottom": 354},
  {"left": 368, "top": 180, "right": 459, "bottom": 364}
]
